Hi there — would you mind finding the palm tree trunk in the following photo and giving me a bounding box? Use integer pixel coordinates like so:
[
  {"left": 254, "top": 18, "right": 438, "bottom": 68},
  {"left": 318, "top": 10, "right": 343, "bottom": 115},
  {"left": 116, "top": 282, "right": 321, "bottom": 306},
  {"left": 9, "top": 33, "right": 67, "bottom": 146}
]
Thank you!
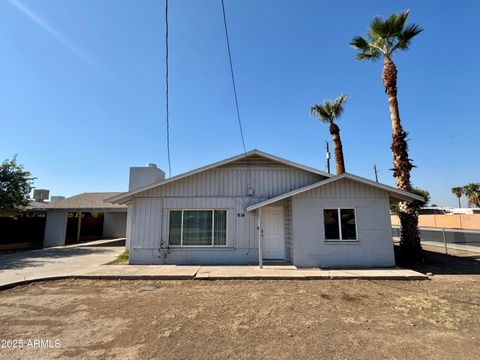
[
  {"left": 382, "top": 56, "right": 421, "bottom": 262},
  {"left": 457, "top": 196, "right": 461, "bottom": 208},
  {"left": 329, "top": 122, "right": 346, "bottom": 174}
]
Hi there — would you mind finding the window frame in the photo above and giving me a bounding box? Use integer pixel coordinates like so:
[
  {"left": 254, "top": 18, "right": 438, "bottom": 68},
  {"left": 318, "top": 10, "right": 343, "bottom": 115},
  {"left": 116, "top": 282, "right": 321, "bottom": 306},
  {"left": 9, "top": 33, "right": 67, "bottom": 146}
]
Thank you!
[
  {"left": 323, "top": 208, "right": 358, "bottom": 242},
  {"left": 168, "top": 209, "right": 228, "bottom": 247}
]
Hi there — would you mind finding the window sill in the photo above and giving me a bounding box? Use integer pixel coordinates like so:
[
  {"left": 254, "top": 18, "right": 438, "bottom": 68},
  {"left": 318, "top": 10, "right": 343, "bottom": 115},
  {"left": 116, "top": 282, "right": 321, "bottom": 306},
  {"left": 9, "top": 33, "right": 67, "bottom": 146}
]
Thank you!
[
  {"left": 167, "top": 247, "right": 235, "bottom": 251},
  {"left": 324, "top": 240, "right": 359, "bottom": 244}
]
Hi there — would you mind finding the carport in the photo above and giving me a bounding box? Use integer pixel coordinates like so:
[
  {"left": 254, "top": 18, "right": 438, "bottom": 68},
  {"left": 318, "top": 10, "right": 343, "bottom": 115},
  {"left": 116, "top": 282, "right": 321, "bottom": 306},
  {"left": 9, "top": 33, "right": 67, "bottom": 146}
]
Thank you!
[{"left": 41, "top": 193, "right": 127, "bottom": 247}]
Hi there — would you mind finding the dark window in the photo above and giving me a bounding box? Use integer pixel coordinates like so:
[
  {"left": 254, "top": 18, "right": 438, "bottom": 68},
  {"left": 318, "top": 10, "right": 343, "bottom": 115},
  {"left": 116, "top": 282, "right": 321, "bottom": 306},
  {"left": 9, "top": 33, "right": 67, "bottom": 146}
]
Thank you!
[
  {"left": 214, "top": 210, "right": 227, "bottom": 245},
  {"left": 168, "top": 211, "right": 182, "bottom": 245},
  {"left": 323, "top": 209, "right": 357, "bottom": 241},
  {"left": 324, "top": 209, "right": 340, "bottom": 240},
  {"left": 340, "top": 209, "right": 357, "bottom": 240}
]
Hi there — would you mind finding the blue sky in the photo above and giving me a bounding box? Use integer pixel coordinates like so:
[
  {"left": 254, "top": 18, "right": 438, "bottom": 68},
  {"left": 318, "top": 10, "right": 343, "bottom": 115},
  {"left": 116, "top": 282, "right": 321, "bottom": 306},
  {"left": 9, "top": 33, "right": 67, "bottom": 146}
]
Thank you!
[{"left": 1, "top": 0, "right": 478, "bottom": 206}]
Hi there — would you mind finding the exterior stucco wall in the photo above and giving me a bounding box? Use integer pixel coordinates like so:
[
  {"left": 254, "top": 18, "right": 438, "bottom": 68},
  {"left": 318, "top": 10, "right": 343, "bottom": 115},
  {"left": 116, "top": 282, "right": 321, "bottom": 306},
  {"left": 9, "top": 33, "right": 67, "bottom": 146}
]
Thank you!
[
  {"left": 291, "top": 179, "right": 395, "bottom": 268},
  {"left": 103, "top": 212, "right": 127, "bottom": 238},
  {"left": 43, "top": 211, "right": 68, "bottom": 247}
]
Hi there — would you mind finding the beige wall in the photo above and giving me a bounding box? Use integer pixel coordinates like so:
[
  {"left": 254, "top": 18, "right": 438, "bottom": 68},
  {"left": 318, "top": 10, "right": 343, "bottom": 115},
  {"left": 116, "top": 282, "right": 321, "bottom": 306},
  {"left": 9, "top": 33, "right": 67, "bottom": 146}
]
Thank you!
[{"left": 391, "top": 214, "right": 480, "bottom": 230}]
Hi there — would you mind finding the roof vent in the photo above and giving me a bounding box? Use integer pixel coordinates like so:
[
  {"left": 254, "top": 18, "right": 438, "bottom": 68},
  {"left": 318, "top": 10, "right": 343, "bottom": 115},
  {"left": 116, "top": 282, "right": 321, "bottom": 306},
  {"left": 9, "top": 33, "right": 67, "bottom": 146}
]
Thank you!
[
  {"left": 50, "top": 196, "right": 65, "bottom": 203},
  {"left": 33, "top": 189, "right": 49, "bottom": 203}
]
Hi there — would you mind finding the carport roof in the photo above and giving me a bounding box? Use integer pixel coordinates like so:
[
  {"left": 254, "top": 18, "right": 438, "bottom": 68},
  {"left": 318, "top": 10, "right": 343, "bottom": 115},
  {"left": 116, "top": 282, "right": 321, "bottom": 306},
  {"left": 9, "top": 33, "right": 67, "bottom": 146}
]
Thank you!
[{"left": 27, "top": 192, "right": 127, "bottom": 212}]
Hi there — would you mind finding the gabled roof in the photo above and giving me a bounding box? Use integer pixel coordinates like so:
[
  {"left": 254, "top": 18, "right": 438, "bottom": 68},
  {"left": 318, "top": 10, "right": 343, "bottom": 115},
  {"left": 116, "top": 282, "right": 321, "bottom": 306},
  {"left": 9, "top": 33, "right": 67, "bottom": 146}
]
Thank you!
[
  {"left": 28, "top": 192, "right": 127, "bottom": 211},
  {"left": 246, "top": 172, "right": 424, "bottom": 211},
  {"left": 108, "top": 149, "right": 330, "bottom": 204}
]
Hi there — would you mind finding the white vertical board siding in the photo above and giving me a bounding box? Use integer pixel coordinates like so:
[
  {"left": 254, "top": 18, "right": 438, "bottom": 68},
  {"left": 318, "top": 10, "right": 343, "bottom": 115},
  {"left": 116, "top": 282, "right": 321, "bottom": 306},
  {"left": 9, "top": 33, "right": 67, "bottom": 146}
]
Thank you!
[
  {"left": 125, "top": 204, "right": 133, "bottom": 251},
  {"left": 292, "top": 179, "right": 395, "bottom": 268},
  {"left": 131, "top": 198, "right": 163, "bottom": 249},
  {"left": 142, "top": 167, "right": 323, "bottom": 198},
  {"left": 128, "top": 163, "right": 325, "bottom": 264},
  {"left": 103, "top": 212, "right": 127, "bottom": 238},
  {"left": 44, "top": 211, "right": 68, "bottom": 247}
]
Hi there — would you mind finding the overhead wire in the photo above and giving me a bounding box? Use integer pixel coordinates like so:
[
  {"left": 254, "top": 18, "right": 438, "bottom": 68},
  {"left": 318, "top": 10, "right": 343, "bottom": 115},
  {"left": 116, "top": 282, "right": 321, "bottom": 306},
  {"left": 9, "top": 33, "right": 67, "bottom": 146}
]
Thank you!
[
  {"left": 165, "top": 0, "right": 172, "bottom": 176},
  {"left": 220, "top": 0, "right": 247, "bottom": 153}
]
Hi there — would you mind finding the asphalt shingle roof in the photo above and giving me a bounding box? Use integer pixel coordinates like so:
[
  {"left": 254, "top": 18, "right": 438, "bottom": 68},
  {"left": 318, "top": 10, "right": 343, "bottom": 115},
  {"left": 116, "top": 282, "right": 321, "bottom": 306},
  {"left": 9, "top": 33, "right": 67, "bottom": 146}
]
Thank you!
[{"left": 27, "top": 192, "right": 127, "bottom": 211}]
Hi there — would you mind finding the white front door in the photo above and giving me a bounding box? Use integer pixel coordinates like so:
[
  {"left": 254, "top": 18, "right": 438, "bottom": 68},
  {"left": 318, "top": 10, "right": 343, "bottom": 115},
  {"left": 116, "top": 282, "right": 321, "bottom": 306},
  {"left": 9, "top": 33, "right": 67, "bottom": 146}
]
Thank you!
[{"left": 262, "top": 206, "right": 285, "bottom": 260}]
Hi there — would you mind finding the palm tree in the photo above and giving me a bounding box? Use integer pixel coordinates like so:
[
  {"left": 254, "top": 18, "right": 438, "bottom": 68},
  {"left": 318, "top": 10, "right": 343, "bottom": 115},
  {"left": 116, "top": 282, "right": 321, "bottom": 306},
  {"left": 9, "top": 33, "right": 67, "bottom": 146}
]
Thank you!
[
  {"left": 463, "top": 183, "right": 480, "bottom": 208},
  {"left": 310, "top": 95, "right": 348, "bottom": 174},
  {"left": 351, "top": 10, "right": 423, "bottom": 261},
  {"left": 451, "top": 187, "right": 463, "bottom": 208}
]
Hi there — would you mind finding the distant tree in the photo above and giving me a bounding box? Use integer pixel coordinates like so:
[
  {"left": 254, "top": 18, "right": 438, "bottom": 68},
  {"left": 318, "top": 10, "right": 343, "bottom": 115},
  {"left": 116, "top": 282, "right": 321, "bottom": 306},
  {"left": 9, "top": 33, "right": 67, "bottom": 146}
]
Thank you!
[
  {"left": 0, "top": 155, "right": 35, "bottom": 215},
  {"left": 431, "top": 204, "right": 438, "bottom": 207},
  {"left": 451, "top": 187, "right": 464, "bottom": 208},
  {"left": 411, "top": 187, "right": 430, "bottom": 209},
  {"left": 463, "top": 183, "right": 480, "bottom": 208},
  {"left": 391, "top": 187, "right": 430, "bottom": 214},
  {"left": 351, "top": 10, "right": 423, "bottom": 262},
  {"left": 310, "top": 94, "right": 349, "bottom": 175}
]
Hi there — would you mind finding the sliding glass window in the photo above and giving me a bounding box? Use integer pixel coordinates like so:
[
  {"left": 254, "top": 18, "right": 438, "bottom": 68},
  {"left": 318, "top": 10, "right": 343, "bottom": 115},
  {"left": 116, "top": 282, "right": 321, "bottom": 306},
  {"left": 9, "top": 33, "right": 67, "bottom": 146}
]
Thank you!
[{"left": 168, "top": 210, "right": 227, "bottom": 246}]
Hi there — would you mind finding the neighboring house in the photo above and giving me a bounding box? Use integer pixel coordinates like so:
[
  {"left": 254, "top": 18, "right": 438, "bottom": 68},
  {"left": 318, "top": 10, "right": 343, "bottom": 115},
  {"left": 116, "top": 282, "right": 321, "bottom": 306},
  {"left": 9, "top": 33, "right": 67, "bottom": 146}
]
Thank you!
[
  {"left": 108, "top": 150, "right": 422, "bottom": 268},
  {"left": 28, "top": 193, "right": 128, "bottom": 247}
]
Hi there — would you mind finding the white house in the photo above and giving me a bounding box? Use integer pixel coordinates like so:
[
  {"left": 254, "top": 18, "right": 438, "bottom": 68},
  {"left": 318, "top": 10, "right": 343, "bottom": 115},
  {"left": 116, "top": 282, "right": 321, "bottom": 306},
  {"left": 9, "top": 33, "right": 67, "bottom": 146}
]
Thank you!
[{"left": 108, "top": 150, "right": 422, "bottom": 268}]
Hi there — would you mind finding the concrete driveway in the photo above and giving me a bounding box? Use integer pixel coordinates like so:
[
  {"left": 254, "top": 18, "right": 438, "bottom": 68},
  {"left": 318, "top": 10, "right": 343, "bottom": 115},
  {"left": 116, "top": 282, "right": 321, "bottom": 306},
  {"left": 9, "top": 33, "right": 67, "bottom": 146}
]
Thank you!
[{"left": 0, "top": 239, "right": 124, "bottom": 287}]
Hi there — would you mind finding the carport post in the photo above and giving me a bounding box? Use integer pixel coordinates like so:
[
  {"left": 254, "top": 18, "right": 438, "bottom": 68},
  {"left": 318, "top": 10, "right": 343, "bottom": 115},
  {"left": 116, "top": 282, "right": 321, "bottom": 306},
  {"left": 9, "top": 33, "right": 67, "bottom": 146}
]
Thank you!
[
  {"left": 258, "top": 208, "right": 263, "bottom": 269},
  {"left": 76, "top": 212, "right": 82, "bottom": 243}
]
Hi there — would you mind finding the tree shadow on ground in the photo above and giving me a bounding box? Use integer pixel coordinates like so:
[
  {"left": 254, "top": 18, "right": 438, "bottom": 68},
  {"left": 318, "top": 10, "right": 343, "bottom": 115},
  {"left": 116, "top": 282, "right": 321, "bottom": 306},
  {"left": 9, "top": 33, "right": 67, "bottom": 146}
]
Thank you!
[{"left": 395, "top": 245, "right": 480, "bottom": 275}]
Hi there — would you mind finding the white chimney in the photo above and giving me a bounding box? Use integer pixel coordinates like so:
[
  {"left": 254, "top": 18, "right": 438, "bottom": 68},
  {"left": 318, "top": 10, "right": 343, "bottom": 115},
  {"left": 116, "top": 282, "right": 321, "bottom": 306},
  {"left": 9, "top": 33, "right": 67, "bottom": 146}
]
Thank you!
[{"left": 129, "top": 163, "right": 165, "bottom": 190}]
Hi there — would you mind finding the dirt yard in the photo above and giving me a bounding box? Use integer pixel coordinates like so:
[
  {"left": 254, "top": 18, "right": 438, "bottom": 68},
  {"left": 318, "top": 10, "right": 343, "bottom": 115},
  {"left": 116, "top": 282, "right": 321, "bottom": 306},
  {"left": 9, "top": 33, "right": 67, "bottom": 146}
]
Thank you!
[{"left": 1, "top": 277, "right": 479, "bottom": 359}]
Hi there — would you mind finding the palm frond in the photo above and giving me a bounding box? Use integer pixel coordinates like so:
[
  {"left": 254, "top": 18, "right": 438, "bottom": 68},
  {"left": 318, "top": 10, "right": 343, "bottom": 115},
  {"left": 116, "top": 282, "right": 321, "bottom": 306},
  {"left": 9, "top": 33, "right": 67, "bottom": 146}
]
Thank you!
[
  {"left": 351, "top": 36, "right": 382, "bottom": 61},
  {"left": 309, "top": 105, "right": 332, "bottom": 123},
  {"left": 394, "top": 23, "right": 424, "bottom": 50},
  {"left": 355, "top": 51, "right": 381, "bottom": 61},
  {"left": 310, "top": 94, "right": 349, "bottom": 124},
  {"left": 451, "top": 187, "right": 463, "bottom": 197},
  {"left": 386, "top": 10, "right": 410, "bottom": 36},
  {"left": 369, "top": 16, "right": 387, "bottom": 40},
  {"left": 356, "top": 10, "right": 422, "bottom": 58},
  {"left": 350, "top": 36, "right": 370, "bottom": 50}
]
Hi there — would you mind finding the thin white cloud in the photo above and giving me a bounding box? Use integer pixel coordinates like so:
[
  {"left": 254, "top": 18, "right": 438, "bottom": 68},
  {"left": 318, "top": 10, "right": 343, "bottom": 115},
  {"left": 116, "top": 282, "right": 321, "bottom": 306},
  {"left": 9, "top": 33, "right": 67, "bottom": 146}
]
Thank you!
[{"left": 7, "top": 0, "right": 105, "bottom": 74}]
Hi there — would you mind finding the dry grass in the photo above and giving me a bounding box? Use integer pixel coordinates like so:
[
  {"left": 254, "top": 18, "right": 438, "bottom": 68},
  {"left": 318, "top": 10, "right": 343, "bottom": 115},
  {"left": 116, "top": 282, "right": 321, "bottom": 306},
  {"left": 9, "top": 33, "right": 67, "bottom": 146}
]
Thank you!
[
  {"left": 104, "top": 250, "right": 129, "bottom": 265},
  {"left": 0, "top": 277, "right": 479, "bottom": 359}
]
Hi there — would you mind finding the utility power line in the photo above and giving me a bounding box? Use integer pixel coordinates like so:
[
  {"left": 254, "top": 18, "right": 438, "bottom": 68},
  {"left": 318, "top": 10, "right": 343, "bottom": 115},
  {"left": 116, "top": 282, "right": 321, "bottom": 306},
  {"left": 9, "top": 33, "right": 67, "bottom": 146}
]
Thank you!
[
  {"left": 220, "top": 0, "right": 247, "bottom": 153},
  {"left": 165, "top": 0, "right": 172, "bottom": 176}
]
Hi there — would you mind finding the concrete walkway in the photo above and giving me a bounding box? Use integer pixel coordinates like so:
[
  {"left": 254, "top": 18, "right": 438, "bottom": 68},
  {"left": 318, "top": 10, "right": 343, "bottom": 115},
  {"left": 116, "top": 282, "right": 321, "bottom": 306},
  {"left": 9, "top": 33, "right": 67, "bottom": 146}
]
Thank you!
[
  {"left": 69, "top": 265, "right": 429, "bottom": 281},
  {"left": 0, "top": 244, "right": 427, "bottom": 290},
  {"left": 0, "top": 242, "right": 124, "bottom": 289},
  {"left": 192, "top": 265, "right": 426, "bottom": 280}
]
